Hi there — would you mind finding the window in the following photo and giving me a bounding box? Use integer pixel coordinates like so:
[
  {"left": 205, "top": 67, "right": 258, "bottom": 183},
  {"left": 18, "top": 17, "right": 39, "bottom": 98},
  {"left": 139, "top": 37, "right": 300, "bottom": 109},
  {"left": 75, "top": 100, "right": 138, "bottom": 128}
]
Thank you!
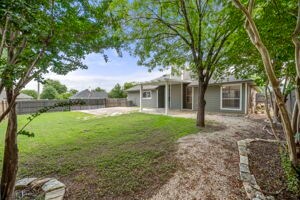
[
  {"left": 142, "top": 91, "right": 152, "bottom": 99},
  {"left": 221, "top": 84, "right": 241, "bottom": 110}
]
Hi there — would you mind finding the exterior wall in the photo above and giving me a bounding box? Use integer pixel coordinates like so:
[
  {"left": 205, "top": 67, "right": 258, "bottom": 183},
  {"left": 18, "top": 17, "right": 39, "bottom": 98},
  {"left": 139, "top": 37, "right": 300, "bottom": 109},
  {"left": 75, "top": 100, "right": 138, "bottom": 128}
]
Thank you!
[
  {"left": 170, "top": 84, "right": 181, "bottom": 109},
  {"left": 127, "top": 92, "right": 140, "bottom": 106},
  {"left": 127, "top": 89, "right": 158, "bottom": 108},
  {"left": 192, "top": 83, "right": 246, "bottom": 114}
]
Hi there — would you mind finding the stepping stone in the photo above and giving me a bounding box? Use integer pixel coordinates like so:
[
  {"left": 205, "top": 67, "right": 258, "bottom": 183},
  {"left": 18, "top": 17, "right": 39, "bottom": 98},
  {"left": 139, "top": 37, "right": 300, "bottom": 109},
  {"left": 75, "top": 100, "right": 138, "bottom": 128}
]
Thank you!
[
  {"left": 45, "top": 188, "right": 65, "bottom": 200},
  {"left": 15, "top": 178, "right": 37, "bottom": 190},
  {"left": 30, "top": 178, "right": 53, "bottom": 188},
  {"left": 42, "top": 179, "right": 65, "bottom": 192}
]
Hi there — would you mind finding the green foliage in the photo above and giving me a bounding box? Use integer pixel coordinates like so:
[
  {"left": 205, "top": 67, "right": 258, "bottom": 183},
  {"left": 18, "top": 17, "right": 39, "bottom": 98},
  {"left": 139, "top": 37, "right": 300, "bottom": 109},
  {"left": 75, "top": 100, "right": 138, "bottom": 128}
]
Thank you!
[
  {"left": 69, "top": 89, "right": 78, "bottom": 95},
  {"left": 94, "top": 87, "right": 106, "bottom": 93},
  {"left": 41, "top": 80, "right": 79, "bottom": 99},
  {"left": 57, "top": 89, "right": 79, "bottom": 99},
  {"left": 128, "top": 0, "right": 241, "bottom": 74},
  {"left": 40, "top": 86, "right": 58, "bottom": 99},
  {"left": 0, "top": 0, "right": 123, "bottom": 90},
  {"left": 21, "top": 89, "right": 38, "bottom": 99},
  {"left": 280, "top": 148, "right": 300, "bottom": 195},
  {"left": 109, "top": 83, "right": 126, "bottom": 98},
  {"left": 57, "top": 92, "right": 73, "bottom": 100},
  {"left": 44, "top": 79, "right": 67, "bottom": 94},
  {"left": 221, "top": 0, "right": 298, "bottom": 87},
  {"left": 123, "top": 82, "right": 136, "bottom": 90}
]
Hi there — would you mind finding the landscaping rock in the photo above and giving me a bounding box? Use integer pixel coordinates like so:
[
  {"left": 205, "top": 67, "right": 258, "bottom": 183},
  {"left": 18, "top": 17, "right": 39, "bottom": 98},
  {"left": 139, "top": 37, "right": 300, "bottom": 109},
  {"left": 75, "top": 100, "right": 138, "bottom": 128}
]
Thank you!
[
  {"left": 30, "top": 178, "right": 53, "bottom": 188},
  {"left": 240, "top": 171, "right": 252, "bottom": 182},
  {"left": 240, "top": 155, "right": 249, "bottom": 165},
  {"left": 42, "top": 179, "right": 65, "bottom": 192},
  {"left": 15, "top": 178, "right": 37, "bottom": 190},
  {"left": 45, "top": 188, "right": 65, "bottom": 200},
  {"left": 240, "top": 163, "right": 250, "bottom": 173},
  {"left": 237, "top": 138, "right": 280, "bottom": 200},
  {"left": 238, "top": 145, "right": 248, "bottom": 156}
]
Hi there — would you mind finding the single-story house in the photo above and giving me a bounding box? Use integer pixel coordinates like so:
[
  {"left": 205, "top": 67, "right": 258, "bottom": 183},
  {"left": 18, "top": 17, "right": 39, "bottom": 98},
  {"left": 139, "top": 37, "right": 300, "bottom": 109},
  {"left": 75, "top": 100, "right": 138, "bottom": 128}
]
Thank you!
[
  {"left": 70, "top": 89, "right": 108, "bottom": 100},
  {"left": 0, "top": 91, "right": 34, "bottom": 101},
  {"left": 126, "top": 72, "right": 257, "bottom": 114}
]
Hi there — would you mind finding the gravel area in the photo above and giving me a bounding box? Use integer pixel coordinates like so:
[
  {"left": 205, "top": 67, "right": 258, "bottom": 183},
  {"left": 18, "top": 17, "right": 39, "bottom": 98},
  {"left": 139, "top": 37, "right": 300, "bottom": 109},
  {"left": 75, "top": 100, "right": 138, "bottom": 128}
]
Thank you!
[
  {"left": 77, "top": 107, "right": 138, "bottom": 117},
  {"left": 149, "top": 112, "right": 273, "bottom": 200}
]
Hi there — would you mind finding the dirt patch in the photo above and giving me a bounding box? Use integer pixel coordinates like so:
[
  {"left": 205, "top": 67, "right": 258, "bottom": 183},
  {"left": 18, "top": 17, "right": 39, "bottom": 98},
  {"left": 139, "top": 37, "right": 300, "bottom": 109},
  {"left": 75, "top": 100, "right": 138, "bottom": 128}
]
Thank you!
[{"left": 248, "top": 141, "right": 299, "bottom": 200}]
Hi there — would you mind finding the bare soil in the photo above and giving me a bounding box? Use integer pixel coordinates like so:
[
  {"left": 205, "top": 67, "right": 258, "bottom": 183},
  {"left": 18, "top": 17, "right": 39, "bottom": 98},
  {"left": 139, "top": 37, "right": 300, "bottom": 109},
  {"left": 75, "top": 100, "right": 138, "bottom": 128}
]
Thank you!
[{"left": 248, "top": 141, "right": 299, "bottom": 200}]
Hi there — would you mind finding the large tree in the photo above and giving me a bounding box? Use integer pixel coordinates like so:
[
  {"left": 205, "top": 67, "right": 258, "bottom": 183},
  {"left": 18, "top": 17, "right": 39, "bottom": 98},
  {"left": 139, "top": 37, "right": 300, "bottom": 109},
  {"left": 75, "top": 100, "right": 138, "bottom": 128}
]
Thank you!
[
  {"left": 43, "top": 79, "right": 68, "bottom": 94},
  {"left": 0, "top": 0, "right": 122, "bottom": 198},
  {"left": 109, "top": 83, "right": 126, "bottom": 98},
  {"left": 128, "top": 0, "right": 241, "bottom": 127},
  {"left": 231, "top": 0, "right": 299, "bottom": 167},
  {"left": 40, "top": 85, "right": 58, "bottom": 99}
]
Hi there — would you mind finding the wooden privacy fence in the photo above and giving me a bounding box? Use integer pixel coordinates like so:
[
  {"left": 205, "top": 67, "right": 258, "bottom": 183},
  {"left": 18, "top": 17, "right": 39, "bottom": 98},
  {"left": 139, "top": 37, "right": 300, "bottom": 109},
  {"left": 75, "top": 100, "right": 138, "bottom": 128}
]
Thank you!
[
  {"left": 105, "top": 98, "right": 130, "bottom": 107},
  {"left": 0, "top": 98, "right": 132, "bottom": 115}
]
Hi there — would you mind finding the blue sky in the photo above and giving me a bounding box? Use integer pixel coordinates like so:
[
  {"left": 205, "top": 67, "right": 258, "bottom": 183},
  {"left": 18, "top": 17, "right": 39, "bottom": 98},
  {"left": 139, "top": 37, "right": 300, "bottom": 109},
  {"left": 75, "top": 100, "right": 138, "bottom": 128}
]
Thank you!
[{"left": 26, "top": 49, "right": 169, "bottom": 92}]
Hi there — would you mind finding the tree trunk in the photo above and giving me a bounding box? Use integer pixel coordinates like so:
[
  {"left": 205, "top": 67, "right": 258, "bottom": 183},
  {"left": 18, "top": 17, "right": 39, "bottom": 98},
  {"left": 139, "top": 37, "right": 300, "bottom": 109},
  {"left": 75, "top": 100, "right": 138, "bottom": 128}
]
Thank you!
[
  {"left": 273, "top": 100, "right": 280, "bottom": 122},
  {"left": 1, "top": 88, "right": 18, "bottom": 200},
  {"left": 197, "top": 78, "right": 206, "bottom": 127},
  {"left": 292, "top": 102, "right": 298, "bottom": 134}
]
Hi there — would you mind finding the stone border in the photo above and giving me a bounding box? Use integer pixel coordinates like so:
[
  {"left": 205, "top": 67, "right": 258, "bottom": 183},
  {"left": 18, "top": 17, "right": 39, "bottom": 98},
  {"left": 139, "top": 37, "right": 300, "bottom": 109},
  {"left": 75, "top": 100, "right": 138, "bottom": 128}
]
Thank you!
[
  {"left": 15, "top": 177, "right": 65, "bottom": 200},
  {"left": 237, "top": 138, "right": 282, "bottom": 200}
]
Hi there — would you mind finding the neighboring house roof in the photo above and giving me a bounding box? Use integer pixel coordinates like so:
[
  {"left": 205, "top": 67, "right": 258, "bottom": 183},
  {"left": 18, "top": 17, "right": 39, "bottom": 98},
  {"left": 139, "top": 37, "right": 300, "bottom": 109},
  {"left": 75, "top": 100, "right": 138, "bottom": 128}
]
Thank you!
[
  {"left": 126, "top": 85, "right": 159, "bottom": 92},
  {"left": 0, "top": 91, "right": 34, "bottom": 101},
  {"left": 70, "top": 89, "right": 108, "bottom": 99}
]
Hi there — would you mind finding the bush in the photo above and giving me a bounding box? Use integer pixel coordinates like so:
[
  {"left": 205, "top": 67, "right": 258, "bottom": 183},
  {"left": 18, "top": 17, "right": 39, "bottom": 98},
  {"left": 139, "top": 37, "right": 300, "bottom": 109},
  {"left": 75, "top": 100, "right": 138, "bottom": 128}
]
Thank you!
[{"left": 40, "top": 86, "right": 58, "bottom": 99}]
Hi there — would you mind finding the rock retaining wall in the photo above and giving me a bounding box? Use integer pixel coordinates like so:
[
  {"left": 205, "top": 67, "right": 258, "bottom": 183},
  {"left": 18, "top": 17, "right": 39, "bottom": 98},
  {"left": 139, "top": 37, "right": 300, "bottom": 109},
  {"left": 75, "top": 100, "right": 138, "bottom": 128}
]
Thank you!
[{"left": 237, "top": 138, "right": 281, "bottom": 200}]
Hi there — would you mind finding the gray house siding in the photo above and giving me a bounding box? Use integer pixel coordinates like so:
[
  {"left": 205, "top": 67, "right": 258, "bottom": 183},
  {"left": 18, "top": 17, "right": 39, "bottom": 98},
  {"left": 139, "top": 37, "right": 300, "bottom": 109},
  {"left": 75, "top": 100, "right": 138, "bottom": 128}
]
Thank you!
[
  {"left": 127, "top": 89, "right": 158, "bottom": 108},
  {"left": 170, "top": 84, "right": 181, "bottom": 109},
  {"left": 193, "top": 83, "right": 246, "bottom": 114},
  {"left": 127, "top": 92, "right": 140, "bottom": 106}
]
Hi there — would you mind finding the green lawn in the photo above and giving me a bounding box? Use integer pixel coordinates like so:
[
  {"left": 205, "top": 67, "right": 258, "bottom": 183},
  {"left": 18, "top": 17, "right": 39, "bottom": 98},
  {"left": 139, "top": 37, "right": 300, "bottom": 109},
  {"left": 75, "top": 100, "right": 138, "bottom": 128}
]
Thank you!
[{"left": 0, "top": 112, "right": 202, "bottom": 199}]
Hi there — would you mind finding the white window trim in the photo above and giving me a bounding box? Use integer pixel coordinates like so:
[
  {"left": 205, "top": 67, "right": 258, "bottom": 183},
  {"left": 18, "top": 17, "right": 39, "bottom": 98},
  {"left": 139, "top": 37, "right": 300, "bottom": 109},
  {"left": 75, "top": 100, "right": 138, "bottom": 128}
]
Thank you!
[
  {"left": 220, "top": 84, "right": 242, "bottom": 111},
  {"left": 142, "top": 90, "right": 152, "bottom": 99}
]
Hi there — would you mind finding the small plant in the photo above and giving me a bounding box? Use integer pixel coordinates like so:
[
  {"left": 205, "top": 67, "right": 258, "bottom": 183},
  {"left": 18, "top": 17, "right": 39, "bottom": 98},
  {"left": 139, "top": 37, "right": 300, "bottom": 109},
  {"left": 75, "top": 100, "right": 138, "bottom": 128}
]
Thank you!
[
  {"left": 18, "top": 100, "right": 85, "bottom": 137},
  {"left": 280, "top": 148, "right": 300, "bottom": 195}
]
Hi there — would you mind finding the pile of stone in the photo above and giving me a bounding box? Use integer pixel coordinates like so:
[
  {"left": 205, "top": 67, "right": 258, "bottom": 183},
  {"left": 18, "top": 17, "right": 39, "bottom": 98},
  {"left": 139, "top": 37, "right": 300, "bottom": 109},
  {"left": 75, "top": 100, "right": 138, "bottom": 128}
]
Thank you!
[
  {"left": 237, "top": 138, "right": 276, "bottom": 200},
  {"left": 15, "top": 177, "right": 65, "bottom": 200}
]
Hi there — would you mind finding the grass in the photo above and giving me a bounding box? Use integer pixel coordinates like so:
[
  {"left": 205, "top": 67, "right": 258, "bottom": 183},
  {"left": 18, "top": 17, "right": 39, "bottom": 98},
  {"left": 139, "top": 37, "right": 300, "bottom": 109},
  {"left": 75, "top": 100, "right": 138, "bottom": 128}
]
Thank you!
[{"left": 0, "top": 111, "right": 202, "bottom": 199}]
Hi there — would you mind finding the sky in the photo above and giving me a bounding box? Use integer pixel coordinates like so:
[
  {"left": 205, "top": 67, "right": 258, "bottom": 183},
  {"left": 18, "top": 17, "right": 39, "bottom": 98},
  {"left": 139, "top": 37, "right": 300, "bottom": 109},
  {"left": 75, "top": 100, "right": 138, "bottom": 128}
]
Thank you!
[{"left": 26, "top": 50, "right": 169, "bottom": 92}]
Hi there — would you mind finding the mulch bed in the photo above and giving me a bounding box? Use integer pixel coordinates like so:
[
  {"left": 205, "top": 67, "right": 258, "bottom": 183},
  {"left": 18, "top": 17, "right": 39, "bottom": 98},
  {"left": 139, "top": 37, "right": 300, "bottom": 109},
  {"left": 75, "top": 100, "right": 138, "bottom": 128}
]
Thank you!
[{"left": 248, "top": 141, "right": 299, "bottom": 200}]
